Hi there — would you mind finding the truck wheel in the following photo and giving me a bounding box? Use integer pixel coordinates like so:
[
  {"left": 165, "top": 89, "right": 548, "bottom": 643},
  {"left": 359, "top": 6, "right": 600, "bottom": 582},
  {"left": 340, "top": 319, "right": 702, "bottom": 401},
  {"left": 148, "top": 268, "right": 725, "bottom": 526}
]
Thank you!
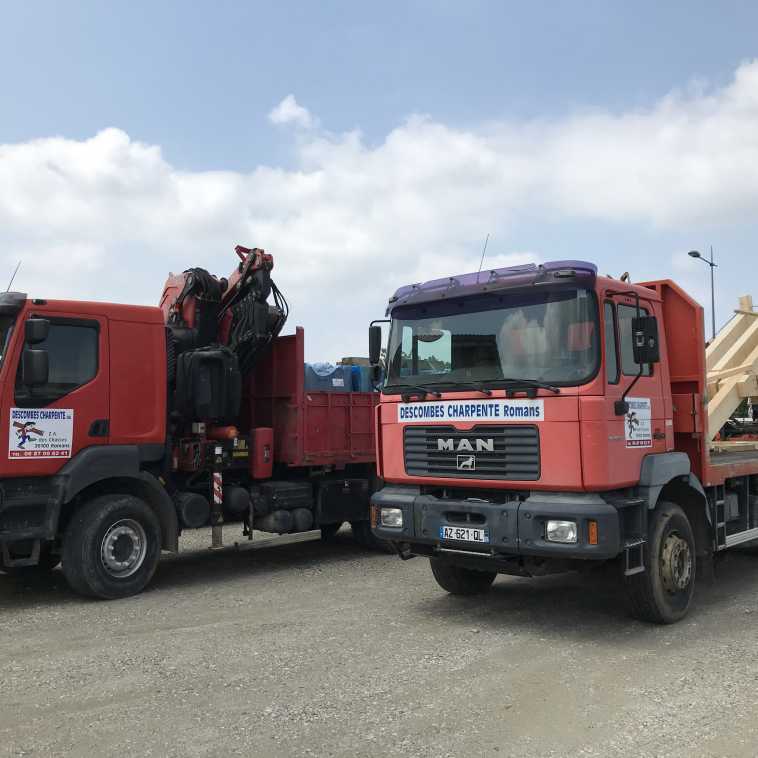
[
  {"left": 350, "top": 520, "right": 393, "bottom": 553},
  {"left": 430, "top": 558, "right": 497, "bottom": 596},
  {"left": 62, "top": 495, "right": 162, "bottom": 600},
  {"left": 625, "top": 501, "right": 696, "bottom": 624}
]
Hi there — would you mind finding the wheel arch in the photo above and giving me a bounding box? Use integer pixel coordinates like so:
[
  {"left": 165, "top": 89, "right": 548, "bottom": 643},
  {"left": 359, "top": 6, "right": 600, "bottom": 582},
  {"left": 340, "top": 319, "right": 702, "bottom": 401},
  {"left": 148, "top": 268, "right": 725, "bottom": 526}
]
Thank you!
[
  {"left": 657, "top": 477, "right": 710, "bottom": 558},
  {"left": 60, "top": 473, "right": 178, "bottom": 552},
  {"left": 639, "top": 452, "right": 711, "bottom": 558},
  {"left": 55, "top": 445, "right": 178, "bottom": 552}
]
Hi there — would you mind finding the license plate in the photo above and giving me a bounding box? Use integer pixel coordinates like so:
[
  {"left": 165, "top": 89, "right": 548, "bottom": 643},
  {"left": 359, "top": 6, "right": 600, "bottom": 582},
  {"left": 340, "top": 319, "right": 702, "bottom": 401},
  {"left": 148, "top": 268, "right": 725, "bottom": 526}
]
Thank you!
[{"left": 439, "top": 525, "right": 490, "bottom": 544}]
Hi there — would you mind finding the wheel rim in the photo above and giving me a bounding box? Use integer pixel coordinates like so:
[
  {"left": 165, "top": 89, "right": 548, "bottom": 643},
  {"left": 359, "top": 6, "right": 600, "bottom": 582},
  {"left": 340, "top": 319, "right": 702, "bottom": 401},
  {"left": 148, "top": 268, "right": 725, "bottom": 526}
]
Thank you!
[
  {"left": 100, "top": 519, "right": 148, "bottom": 579},
  {"left": 659, "top": 530, "right": 692, "bottom": 595}
]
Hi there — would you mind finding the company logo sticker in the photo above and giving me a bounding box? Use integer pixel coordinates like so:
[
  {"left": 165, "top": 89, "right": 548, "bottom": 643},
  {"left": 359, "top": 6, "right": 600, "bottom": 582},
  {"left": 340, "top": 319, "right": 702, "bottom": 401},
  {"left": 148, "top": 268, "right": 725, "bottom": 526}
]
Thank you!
[
  {"left": 624, "top": 397, "right": 652, "bottom": 448},
  {"left": 398, "top": 399, "right": 544, "bottom": 423},
  {"left": 9, "top": 408, "right": 74, "bottom": 459}
]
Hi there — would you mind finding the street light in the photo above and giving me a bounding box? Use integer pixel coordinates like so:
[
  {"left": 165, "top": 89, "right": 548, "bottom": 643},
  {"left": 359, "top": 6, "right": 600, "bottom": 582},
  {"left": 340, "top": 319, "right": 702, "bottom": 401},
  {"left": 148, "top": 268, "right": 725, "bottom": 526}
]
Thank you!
[{"left": 688, "top": 247, "right": 717, "bottom": 340}]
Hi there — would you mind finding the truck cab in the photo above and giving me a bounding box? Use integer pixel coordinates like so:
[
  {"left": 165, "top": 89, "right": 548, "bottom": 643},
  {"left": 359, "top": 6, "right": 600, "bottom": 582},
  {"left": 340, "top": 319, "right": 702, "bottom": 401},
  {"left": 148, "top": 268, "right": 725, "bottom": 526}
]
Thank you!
[
  {"left": 371, "top": 261, "right": 721, "bottom": 623},
  {"left": 0, "top": 293, "right": 176, "bottom": 588}
]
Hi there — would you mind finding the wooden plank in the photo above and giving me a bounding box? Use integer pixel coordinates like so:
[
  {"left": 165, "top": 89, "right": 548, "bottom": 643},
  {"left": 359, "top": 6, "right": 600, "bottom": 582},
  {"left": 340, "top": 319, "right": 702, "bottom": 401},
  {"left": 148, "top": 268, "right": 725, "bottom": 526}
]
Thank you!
[
  {"left": 707, "top": 374, "right": 758, "bottom": 440},
  {"left": 706, "top": 295, "right": 754, "bottom": 371},
  {"left": 709, "top": 362, "right": 754, "bottom": 380},
  {"left": 707, "top": 341, "right": 758, "bottom": 397},
  {"left": 711, "top": 440, "right": 758, "bottom": 452},
  {"left": 711, "top": 317, "right": 758, "bottom": 374}
]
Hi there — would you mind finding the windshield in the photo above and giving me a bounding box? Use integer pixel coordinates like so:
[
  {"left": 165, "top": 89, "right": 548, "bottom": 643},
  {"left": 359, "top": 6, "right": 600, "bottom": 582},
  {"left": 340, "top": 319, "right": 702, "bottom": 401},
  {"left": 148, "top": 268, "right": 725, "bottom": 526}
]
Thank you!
[
  {"left": 0, "top": 315, "right": 15, "bottom": 371},
  {"left": 385, "top": 288, "right": 599, "bottom": 389}
]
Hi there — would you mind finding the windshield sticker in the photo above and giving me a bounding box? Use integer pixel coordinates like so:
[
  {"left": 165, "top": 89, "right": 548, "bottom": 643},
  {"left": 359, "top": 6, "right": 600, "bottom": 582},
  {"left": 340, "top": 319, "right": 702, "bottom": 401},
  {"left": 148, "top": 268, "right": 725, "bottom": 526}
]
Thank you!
[
  {"left": 9, "top": 408, "right": 74, "bottom": 459},
  {"left": 624, "top": 398, "right": 652, "bottom": 448},
  {"left": 398, "top": 399, "right": 544, "bottom": 423}
]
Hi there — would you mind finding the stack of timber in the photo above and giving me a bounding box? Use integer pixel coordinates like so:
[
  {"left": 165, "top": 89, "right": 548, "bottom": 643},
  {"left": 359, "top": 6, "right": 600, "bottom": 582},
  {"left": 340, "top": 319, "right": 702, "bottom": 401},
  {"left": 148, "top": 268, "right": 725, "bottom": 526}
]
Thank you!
[{"left": 707, "top": 295, "right": 758, "bottom": 450}]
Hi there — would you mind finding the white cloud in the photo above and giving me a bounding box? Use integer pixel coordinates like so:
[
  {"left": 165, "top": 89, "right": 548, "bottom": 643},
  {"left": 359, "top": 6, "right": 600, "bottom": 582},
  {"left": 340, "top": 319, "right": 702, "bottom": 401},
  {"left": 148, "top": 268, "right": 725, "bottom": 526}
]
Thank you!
[
  {"left": 2, "top": 62, "right": 758, "bottom": 359},
  {"left": 268, "top": 94, "right": 316, "bottom": 129}
]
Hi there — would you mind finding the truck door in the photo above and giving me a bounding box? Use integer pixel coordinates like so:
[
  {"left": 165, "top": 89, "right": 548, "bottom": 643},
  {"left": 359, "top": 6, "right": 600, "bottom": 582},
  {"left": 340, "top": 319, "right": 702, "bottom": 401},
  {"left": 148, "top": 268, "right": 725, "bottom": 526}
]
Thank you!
[
  {"left": 2, "top": 314, "right": 109, "bottom": 477},
  {"left": 602, "top": 296, "right": 666, "bottom": 487}
]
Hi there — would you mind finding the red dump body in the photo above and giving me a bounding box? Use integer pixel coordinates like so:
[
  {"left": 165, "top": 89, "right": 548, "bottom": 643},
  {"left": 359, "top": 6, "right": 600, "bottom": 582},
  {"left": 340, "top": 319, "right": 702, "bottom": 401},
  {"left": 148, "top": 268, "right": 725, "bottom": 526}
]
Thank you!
[{"left": 249, "top": 327, "right": 377, "bottom": 468}]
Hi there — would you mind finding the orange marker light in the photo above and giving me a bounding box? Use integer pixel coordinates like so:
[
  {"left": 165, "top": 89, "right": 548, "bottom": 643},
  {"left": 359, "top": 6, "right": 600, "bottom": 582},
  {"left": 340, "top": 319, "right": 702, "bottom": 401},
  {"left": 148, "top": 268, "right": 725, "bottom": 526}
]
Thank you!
[{"left": 588, "top": 520, "right": 599, "bottom": 546}]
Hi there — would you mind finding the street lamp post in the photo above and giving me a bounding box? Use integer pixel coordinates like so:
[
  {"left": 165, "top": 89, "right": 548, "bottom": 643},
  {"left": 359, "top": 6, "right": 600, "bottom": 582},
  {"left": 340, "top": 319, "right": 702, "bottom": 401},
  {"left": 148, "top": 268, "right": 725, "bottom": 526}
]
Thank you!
[{"left": 688, "top": 247, "right": 717, "bottom": 341}]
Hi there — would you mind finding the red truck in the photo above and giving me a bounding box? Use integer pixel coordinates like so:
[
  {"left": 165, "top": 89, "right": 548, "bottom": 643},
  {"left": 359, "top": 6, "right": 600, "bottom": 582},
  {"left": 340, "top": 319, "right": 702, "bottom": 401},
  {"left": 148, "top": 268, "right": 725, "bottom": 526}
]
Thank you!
[
  {"left": 0, "top": 246, "right": 379, "bottom": 598},
  {"left": 369, "top": 260, "right": 758, "bottom": 623}
]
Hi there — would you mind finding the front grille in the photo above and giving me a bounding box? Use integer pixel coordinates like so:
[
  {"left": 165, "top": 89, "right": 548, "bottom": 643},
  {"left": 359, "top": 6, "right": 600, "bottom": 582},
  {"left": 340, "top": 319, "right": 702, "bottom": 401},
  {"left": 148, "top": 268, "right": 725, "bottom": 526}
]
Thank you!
[{"left": 404, "top": 425, "right": 540, "bottom": 481}]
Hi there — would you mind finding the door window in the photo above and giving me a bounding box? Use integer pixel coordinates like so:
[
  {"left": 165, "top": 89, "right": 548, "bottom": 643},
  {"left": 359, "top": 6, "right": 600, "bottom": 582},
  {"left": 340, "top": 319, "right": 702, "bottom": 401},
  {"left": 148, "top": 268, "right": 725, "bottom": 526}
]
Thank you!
[
  {"left": 15, "top": 321, "right": 99, "bottom": 407},
  {"left": 604, "top": 301, "right": 619, "bottom": 384},
  {"left": 618, "top": 304, "right": 652, "bottom": 377}
]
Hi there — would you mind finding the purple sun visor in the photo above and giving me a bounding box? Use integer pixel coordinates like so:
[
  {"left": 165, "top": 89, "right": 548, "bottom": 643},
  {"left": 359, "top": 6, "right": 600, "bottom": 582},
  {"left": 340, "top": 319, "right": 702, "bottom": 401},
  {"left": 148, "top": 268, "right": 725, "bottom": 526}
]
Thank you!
[{"left": 386, "top": 260, "right": 597, "bottom": 313}]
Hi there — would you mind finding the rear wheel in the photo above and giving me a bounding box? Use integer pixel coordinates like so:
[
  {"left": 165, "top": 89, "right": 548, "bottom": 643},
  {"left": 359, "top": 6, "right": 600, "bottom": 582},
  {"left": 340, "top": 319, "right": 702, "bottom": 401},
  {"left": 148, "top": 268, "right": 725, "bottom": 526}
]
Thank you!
[
  {"left": 430, "top": 558, "right": 497, "bottom": 596},
  {"left": 625, "top": 501, "right": 696, "bottom": 624},
  {"left": 62, "top": 494, "right": 162, "bottom": 599}
]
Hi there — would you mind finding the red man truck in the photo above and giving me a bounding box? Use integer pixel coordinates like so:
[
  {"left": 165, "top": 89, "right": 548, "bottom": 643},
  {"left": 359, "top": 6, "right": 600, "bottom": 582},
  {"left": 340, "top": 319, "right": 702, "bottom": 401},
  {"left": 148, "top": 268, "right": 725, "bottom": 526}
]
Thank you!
[
  {"left": 369, "top": 260, "right": 758, "bottom": 623},
  {"left": 0, "top": 246, "right": 380, "bottom": 598}
]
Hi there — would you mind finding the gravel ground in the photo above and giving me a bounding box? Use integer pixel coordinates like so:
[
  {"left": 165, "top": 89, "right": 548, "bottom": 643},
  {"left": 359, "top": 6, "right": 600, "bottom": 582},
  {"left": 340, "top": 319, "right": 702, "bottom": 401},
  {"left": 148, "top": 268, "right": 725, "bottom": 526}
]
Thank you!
[{"left": 1, "top": 528, "right": 758, "bottom": 758}]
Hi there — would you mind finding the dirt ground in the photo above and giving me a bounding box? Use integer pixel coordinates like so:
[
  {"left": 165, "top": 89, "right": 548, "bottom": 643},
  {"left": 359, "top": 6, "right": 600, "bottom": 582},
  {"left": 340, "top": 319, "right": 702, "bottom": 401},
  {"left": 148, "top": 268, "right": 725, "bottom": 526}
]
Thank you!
[{"left": 1, "top": 528, "right": 758, "bottom": 758}]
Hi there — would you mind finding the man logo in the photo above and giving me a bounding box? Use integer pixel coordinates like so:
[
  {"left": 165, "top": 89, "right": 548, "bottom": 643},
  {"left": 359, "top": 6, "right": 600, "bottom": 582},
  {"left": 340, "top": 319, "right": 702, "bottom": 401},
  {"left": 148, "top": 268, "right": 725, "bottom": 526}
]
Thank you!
[
  {"left": 457, "top": 454, "right": 476, "bottom": 471},
  {"left": 437, "top": 438, "right": 494, "bottom": 452}
]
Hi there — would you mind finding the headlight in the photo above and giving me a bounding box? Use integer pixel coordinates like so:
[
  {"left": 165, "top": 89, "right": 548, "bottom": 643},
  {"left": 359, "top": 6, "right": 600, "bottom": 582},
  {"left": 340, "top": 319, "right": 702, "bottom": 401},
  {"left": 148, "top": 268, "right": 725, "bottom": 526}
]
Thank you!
[
  {"left": 546, "top": 520, "right": 577, "bottom": 544},
  {"left": 380, "top": 507, "right": 403, "bottom": 528}
]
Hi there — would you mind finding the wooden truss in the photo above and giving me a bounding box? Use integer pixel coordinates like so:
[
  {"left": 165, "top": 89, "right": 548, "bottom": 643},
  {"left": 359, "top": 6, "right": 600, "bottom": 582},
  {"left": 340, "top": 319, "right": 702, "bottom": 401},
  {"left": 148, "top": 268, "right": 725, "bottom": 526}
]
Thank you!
[{"left": 706, "top": 295, "right": 758, "bottom": 447}]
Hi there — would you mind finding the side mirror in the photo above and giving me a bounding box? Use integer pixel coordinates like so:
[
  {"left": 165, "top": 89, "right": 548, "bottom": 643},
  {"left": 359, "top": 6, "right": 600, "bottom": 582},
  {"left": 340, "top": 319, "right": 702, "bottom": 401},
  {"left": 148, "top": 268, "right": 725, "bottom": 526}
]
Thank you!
[
  {"left": 23, "top": 348, "right": 49, "bottom": 387},
  {"left": 25, "top": 318, "right": 50, "bottom": 345},
  {"left": 632, "top": 315, "right": 660, "bottom": 364},
  {"left": 369, "top": 325, "right": 382, "bottom": 366}
]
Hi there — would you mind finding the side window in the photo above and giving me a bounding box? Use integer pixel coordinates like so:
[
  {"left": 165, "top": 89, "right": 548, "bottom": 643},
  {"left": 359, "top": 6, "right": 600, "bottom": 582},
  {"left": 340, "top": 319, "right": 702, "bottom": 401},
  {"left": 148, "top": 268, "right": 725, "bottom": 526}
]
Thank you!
[
  {"left": 618, "top": 304, "right": 652, "bottom": 377},
  {"left": 15, "top": 321, "right": 99, "bottom": 407},
  {"left": 604, "top": 301, "right": 619, "bottom": 384}
]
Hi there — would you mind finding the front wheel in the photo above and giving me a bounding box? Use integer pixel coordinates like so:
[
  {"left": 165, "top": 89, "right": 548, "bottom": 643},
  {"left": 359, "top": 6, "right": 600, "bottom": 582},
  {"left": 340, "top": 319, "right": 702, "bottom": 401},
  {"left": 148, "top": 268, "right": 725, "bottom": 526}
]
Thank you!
[
  {"left": 625, "top": 501, "right": 696, "bottom": 624},
  {"left": 430, "top": 558, "right": 497, "bottom": 596},
  {"left": 62, "top": 494, "right": 162, "bottom": 599}
]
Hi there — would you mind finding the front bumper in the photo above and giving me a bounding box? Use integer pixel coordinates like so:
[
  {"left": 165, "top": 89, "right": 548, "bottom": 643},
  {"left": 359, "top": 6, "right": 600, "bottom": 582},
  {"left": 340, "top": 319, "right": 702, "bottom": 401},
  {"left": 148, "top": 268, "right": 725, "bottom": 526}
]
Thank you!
[{"left": 372, "top": 486, "right": 621, "bottom": 560}]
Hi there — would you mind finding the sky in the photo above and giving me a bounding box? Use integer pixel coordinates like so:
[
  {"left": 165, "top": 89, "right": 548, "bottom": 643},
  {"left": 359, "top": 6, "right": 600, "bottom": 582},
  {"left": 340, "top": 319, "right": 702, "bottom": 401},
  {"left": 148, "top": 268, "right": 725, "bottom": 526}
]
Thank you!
[{"left": 1, "top": 1, "right": 758, "bottom": 359}]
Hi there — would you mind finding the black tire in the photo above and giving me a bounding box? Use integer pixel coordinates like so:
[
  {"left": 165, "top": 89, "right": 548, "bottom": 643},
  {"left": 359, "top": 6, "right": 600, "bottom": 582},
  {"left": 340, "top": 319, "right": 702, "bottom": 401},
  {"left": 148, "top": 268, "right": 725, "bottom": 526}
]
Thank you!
[
  {"left": 62, "top": 494, "right": 162, "bottom": 600},
  {"left": 625, "top": 501, "right": 696, "bottom": 624},
  {"left": 350, "top": 520, "right": 394, "bottom": 553},
  {"left": 320, "top": 522, "right": 343, "bottom": 542},
  {"left": 430, "top": 558, "right": 497, "bottom": 596},
  {"left": 1, "top": 544, "right": 60, "bottom": 576}
]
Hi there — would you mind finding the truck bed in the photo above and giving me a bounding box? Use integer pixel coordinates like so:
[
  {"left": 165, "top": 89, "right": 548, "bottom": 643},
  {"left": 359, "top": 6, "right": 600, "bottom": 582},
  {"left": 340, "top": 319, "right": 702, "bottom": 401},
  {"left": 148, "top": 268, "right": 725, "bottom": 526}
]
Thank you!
[
  {"left": 249, "top": 327, "right": 377, "bottom": 468},
  {"left": 705, "top": 447, "right": 758, "bottom": 486},
  {"left": 709, "top": 449, "right": 758, "bottom": 467}
]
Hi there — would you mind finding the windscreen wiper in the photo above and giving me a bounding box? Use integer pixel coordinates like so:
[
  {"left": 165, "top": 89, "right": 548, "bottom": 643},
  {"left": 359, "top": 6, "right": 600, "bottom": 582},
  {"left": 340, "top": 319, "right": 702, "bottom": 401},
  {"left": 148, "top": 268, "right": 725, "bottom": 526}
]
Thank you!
[
  {"left": 499, "top": 378, "right": 561, "bottom": 394},
  {"left": 427, "top": 381, "right": 492, "bottom": 396},
  {"left": 384, "top": 384, "right": 442, "bottom": 399}
]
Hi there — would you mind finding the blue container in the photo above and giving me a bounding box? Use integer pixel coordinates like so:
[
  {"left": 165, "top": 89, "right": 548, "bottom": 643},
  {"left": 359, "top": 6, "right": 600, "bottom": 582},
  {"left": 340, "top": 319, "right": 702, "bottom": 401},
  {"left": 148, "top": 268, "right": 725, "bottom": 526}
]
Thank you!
[
  {"left": 304, "top": 363, "right": 352, "bottom": 392},
  {"left": 352, "top": 365, "right": 375, "bottom": 392}
]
